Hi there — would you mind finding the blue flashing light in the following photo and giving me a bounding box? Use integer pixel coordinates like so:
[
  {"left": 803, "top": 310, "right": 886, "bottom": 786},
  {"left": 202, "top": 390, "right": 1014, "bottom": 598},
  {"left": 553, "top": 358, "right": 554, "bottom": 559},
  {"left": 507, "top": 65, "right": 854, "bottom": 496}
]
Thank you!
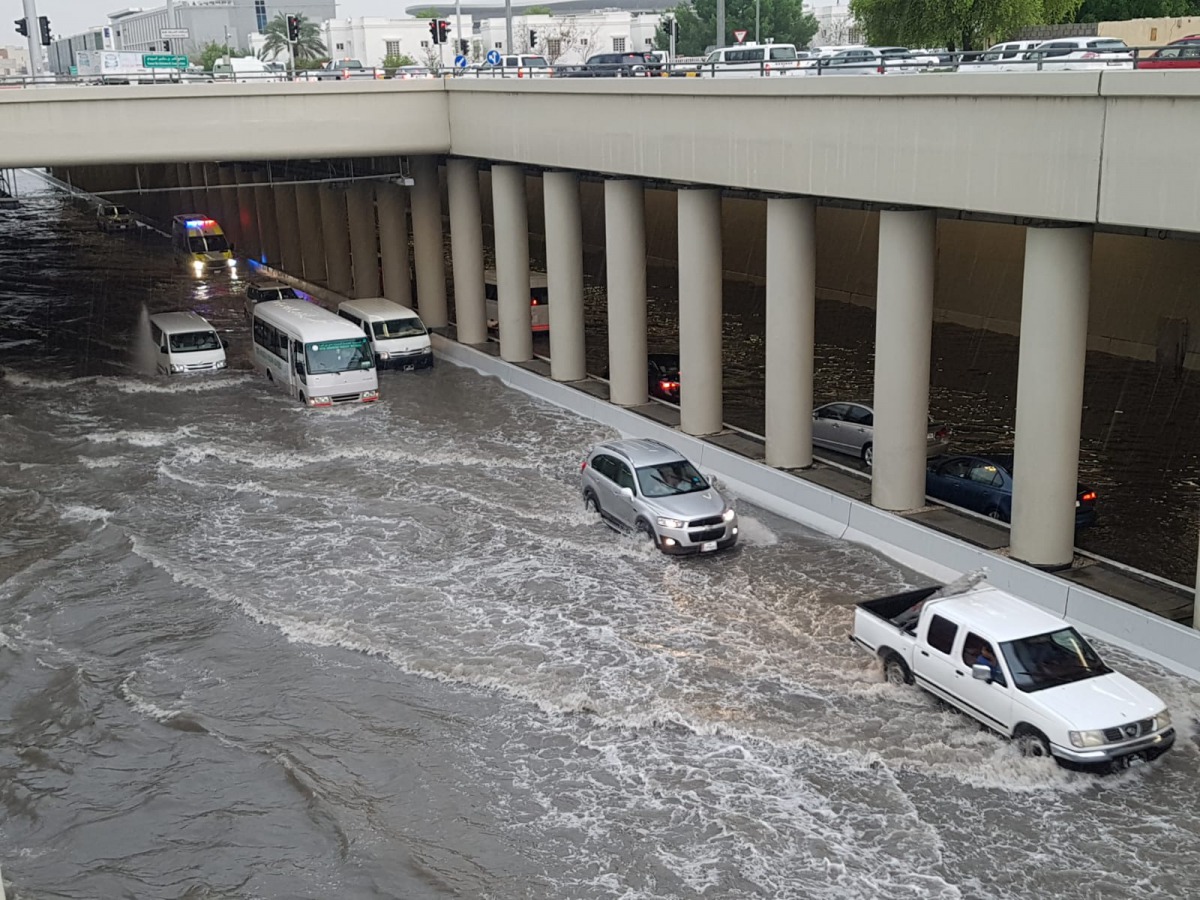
[{"left": 185, "top": 218, "right": 215, "bottom": 228}]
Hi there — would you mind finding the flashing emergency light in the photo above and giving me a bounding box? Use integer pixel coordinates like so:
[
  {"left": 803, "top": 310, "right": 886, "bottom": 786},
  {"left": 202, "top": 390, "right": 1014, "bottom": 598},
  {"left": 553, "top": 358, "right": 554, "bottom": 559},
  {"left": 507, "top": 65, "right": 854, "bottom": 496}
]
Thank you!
[{"left": 185, "top": 218, "right": 216, "bottom": 228}]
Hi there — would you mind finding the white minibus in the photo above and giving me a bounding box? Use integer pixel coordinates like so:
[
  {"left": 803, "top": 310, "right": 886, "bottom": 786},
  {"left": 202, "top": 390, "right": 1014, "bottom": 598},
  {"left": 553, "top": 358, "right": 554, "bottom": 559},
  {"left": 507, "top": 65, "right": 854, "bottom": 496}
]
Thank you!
[
  {"left": 251, "top": 299, "right": 379, "bottom": 407},
  {"left": 149, "top": 311, "right": 228, "bottom": 375},
  {"left": 484, "top": 269, "right": 550, "bottom": 333},
  {"left": 336, "top": 298, "right": 433, "bottom": 371}
]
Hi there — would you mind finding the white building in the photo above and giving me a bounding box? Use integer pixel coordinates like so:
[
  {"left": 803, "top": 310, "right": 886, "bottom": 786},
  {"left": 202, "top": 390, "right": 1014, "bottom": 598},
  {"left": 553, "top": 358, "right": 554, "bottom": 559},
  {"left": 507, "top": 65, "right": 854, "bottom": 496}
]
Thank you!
[
  {"left": 476, "top": 11, "right": 664, "bottom": 64},
  {"left": 0, "top": 44, "right": 31, "bottom": 76},
  {"left": 321, "top": 17, "right": 478, "bottom": 68},
  {"left": 808, "top": 2, "right": 862, "bottom": 47}
]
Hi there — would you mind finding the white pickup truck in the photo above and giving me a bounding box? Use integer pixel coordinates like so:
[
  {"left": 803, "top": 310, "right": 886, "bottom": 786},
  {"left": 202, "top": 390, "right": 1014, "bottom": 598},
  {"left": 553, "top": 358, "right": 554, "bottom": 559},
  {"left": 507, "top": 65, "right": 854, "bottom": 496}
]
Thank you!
[{"left": 851, "top": 577, "right": 1175, "bottom": 770}]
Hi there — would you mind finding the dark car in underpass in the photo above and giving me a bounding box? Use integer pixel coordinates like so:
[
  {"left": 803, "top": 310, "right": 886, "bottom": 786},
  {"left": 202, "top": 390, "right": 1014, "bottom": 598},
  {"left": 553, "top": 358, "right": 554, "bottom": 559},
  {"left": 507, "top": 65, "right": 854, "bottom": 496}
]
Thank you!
[
  {"left": 600, "top": 353, "right": 682, "bottom": 403},
  {"left": 925, "top": 454, "right": 1097, "bottom": 528}
]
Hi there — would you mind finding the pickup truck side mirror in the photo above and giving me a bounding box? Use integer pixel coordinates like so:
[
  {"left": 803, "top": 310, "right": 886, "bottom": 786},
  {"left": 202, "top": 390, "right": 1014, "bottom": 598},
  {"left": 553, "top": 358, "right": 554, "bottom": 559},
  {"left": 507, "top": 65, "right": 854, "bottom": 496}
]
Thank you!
[{"left": 971, "top": 663, "right": 993, "bottom": 682}]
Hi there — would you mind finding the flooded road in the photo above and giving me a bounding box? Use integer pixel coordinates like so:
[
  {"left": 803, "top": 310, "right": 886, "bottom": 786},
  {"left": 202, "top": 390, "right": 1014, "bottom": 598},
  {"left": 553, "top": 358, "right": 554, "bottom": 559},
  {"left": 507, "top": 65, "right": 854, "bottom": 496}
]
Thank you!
[{"left": 2, "top": 174, "right": 1199, "bottom": 899}]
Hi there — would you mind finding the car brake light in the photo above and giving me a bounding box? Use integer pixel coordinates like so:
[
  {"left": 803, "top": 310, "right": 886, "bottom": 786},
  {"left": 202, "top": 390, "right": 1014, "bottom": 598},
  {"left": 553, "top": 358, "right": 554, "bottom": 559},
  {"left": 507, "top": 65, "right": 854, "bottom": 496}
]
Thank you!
[
  {"left": 580, "top": 460, "right": 588, "bottom": 471},
  {"left": 1081, "top": 491, "right": 1096, "bottom": 502},
  {"left": 661, "top": 380, "right": 679, "bottom": 391},
  {"left": 936, "top": 427, "right": 950, "bottom": 440},
  {"left": 531, "top": 298, "right": 539, "bottom": 306}
]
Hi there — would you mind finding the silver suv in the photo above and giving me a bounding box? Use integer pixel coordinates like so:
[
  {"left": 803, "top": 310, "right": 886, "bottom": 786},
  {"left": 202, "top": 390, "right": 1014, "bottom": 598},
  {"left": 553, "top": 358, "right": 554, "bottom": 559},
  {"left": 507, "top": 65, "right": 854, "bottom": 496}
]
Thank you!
[{"left": 580, "top": 438, "right": 739, "bottom": 555}]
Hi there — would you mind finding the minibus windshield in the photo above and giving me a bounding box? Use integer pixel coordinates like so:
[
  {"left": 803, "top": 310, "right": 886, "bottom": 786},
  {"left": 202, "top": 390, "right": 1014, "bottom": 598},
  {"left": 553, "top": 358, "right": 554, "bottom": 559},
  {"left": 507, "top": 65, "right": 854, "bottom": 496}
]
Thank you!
[
  {"left": 373, "top": 318, "right": 426, "bottom": 339},
  {"left": 169, "top": 330, "right": 222, "bottom": 353},
  {"left": 306, "top": 338, "right": 374, "bottom": 374}
]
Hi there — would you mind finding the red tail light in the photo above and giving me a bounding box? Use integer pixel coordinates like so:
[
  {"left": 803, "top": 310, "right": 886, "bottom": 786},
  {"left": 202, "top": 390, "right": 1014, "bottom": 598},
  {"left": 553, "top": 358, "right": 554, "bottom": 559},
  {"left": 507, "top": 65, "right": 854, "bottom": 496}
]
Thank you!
[
  {"left": 580, "top": 460, "right": 588, "bottom": 471},
  {"left": 1081, "top": 491, "right": 1096, "bottom": 502},
  {"left": 935, "top": 426, "right": 950, "bottom": 440},
  {"left": 531, "top": 298, "right": 539, "bottom": 306},
  {"left": 661, "top": 380, "right": 679, "bottom": 391}
]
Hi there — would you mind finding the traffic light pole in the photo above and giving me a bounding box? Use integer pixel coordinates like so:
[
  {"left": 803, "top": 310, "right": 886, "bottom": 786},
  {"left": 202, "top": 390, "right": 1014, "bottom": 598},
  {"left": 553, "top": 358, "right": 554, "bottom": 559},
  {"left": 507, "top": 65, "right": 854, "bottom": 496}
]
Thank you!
[{"left": 21, "top": 0, "right": 41, "bottom": 76}]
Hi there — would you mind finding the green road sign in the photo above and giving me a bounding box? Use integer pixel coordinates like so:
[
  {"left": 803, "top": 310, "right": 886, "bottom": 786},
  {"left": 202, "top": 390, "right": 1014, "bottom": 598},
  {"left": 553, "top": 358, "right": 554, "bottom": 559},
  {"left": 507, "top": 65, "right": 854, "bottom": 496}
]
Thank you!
[{"left": 143, "top": 54, "right": 188, "bottom": 69}]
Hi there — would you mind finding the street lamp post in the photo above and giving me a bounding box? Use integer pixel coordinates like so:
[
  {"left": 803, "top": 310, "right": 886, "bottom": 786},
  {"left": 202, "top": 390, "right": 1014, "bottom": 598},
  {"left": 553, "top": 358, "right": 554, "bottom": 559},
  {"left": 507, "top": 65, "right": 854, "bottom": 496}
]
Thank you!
[
  {"left": 755, "top": 0, "right": 760, "bottom": 43},
  {"left": 716, "top": 0, "right": 724, "bottom": 51}
]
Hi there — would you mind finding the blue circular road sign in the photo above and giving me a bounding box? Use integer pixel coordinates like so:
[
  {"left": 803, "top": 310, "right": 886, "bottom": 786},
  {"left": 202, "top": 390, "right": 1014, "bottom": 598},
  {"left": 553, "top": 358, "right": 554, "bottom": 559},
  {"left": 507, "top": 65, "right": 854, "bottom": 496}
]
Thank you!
[
  {"left": 486, "top": 49, "right": 502, "bottom": 66},
  {"left": 454, "top": 54, "right": 468, "bottom": 68}
]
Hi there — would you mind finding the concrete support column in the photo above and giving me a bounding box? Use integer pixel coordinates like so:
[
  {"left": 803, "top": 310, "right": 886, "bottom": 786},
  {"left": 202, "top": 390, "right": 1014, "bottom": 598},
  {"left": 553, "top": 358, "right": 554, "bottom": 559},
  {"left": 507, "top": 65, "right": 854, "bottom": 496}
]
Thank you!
[
  {"left": 604, "top": 178, "right": 647, "bottom": 407},
  {"left": 1010, "top": 225, "right": 1093, "bottom": 568},
  {"left": 872, "top": 208, "right": 936, "bottom": 511},
  {"left": 346, "top": 181, "right": 380, "bottom": 298},
  {"left": 319, "top": 184, "right": 353, "bottom": 295},
  {"left": 543, "top": 170, "right": 585, "bottom": 382},
  {"left": 235, "top": 167, "right": 261, "bottom": 262},
  {"left": 376, "top": 183, "right": 412, "bottom": 307},
  {"left": 492, "top": 164, "right": 532, "bottom": 362},
  {"left": 678, "top": 188, "right": 724, "bottom": 436},
  {"left": 294, "top": 182, "right": 327, "bottom": 285},
  {"left": 255, "top": 177, "right": 280, "bottom": 268},
  {"left": 765, "top": 197, "right": 817, "bottom": 469},
  {"left": 410, "top": 155, "right": 447, "bottom": 327},
  {"left": 160, "top": 163, "right": 181, "bottom": 223},
  {"left": 447, "top": 157, "right": 487, "bottom": 344},
  {"left": 175, "top": 164, "right": 194, "bottom": 216},
  {"left": 273, "top": 182, "right": 303, "bottom": 277},
  {"left": 216, "top": 166, "right": 240, "bottom": 249},
  {"left": 189, "top": 163, "right": 208, "bottom": 214}
]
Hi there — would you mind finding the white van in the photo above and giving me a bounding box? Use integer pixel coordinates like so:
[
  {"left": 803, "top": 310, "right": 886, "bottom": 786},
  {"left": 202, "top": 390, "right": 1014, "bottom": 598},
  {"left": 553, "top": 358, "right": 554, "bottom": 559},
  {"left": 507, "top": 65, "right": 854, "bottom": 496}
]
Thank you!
[
  {"left": 252, "top": 299, "right": 378, "bottom": 407},
  {"left": 149, "top": 311, "right": 228, "bottom": 375},
  {"left": 699, "top": 43, "right": 803, "bottom": 77},
  {"left": 212, "top": 57, "right": 284, "bottom": 83},
  {"left": 336, "top": 298, "right": 433, "bottom": 371},
  {"left": 484, "top": 269, "right": 550, "bottom": 333}
]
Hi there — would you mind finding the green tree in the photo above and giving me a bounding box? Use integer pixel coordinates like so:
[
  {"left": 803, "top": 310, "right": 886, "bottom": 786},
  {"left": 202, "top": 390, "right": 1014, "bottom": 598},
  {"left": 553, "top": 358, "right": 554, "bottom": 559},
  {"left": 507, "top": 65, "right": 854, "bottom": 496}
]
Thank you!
[
  {"left": 656, "top": 0, "right": 818, "bottom": 56},
  {"left": 192, "top": 41, "right": 248, "bottom": 72},
  {"left": 850, "top": 0, "right": 1083, "bottom": 51},
  {"left": 1071, "top": 0, "right": 1200, "bottom": 21},
  {"left": 524, "top": 5, "right": 554, "bottom": 12},
  {"left": 257, "top": 11, "right": 327, "bottom": 62},
  {"left": 382, "top": 53, "right": 417, "bottom": 68},
  {"left": 413, "top": 8, "right": 441, "bottom": 17}
]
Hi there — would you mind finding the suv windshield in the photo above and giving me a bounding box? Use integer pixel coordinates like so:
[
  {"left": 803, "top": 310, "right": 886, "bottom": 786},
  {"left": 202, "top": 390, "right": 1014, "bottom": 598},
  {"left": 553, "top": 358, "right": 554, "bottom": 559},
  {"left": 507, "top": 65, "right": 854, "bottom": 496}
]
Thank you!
[
  {"left": 169, "top": 330, "right": 221, "bottom": 353},
  {"left": 636, "top": 460, "right": 709, "bottom": 497},
  {"left": 1001, "top": 628, "right": 1111, "bottom": 692},
  {"left": 305, "top": 337, "right": 374, "bottom": 374},
  {"left": 373, "top": 317, "right": 426, "bottom": 339}
]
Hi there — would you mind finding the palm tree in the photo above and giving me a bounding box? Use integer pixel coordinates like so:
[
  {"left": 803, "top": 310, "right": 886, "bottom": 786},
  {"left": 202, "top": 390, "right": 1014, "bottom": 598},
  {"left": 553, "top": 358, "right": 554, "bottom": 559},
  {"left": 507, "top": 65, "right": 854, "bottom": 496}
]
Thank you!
[{"left": 258, "top": 12, "right": 326, "bottom": 63}]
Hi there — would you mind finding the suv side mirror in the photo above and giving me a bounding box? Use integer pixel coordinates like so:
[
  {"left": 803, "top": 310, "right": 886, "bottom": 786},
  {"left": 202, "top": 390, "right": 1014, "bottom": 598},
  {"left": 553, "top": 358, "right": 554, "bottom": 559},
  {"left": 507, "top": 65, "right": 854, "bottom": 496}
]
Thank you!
[{"left": 620, "top": 487, "right": 634, "bottom": 499}]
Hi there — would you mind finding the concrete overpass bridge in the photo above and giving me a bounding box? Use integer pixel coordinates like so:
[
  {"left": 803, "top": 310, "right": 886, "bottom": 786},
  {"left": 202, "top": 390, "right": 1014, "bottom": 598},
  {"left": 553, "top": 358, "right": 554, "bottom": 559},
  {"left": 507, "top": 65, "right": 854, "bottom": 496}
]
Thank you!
[{"left": 6, "top": 73, "right": 1200, "bottom": 659}]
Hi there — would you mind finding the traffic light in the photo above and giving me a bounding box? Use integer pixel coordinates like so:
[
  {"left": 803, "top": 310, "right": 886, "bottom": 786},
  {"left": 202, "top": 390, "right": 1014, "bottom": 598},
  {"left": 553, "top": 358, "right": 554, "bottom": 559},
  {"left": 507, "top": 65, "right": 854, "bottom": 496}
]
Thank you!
[
  {"left": 286, "top": 14, "right": 300, "bottom": 43},
  {"left": 428, "top": 19, "right": 439, "bottom": 44},
  {"left": 38, "top": 15, "right": 50, "bottom": 45},
  {"left": 438, "top": 20, "right": 450, "bottom": 44},
  {"left": 459, "top": 38, "right": 468, "bottom": 54},
  {"left": 162, "top": 39, "right": 170, "bottom": 52},
  {"left": 529, "top": 30, "right": 537, "bottom": 47},
  {"left": 14, "top": 17, "right": 27, "bottom": 37}
]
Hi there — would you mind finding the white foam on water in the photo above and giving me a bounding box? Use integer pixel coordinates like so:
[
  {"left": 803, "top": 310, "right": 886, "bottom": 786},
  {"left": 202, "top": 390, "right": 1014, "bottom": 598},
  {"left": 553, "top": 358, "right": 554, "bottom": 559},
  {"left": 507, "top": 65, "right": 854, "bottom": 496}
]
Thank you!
[
  {"left": 733, "top": 514, "right": 778, "bottom": 547},
  {"left": 112, "top": 374, "right": 255, "bottom": 394},
  {"left": 85, "top": 425, "right": 197, "bottom": 448},
  {"left": 59, "top": 504, "right": 113, "bottom": 524}
]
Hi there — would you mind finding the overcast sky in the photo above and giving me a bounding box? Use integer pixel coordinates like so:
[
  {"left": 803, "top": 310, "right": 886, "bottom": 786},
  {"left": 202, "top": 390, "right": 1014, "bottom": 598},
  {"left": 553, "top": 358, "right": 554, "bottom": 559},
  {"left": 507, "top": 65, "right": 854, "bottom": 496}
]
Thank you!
[{"left": 27, "top": 1, "right": 498, "bottom": 42}]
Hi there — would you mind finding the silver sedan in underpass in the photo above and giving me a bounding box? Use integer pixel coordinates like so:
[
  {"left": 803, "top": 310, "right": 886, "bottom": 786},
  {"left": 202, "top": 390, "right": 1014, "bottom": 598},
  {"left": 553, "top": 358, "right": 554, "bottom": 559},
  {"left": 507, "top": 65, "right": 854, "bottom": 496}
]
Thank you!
[{"left": 812, "top": 400, "right": 951, "bottom": 467}]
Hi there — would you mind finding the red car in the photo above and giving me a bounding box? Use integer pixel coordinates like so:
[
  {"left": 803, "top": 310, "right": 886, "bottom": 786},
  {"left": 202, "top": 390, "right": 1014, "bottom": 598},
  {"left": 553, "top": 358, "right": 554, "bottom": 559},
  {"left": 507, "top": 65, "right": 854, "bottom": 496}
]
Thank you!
[{"left": 1137, "top": 35, "right": 1200, "bottom": 69}]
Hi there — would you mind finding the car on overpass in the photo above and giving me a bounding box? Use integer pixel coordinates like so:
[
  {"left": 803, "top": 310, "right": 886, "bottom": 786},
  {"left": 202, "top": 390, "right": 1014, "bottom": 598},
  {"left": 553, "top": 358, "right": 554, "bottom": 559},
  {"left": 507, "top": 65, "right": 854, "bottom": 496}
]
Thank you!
[
  {"left": 1020, "top": 37, "right": 1134, "bottom": 71},
  {"left": 1136, "top": 35, "right": 1200, "bottom": 69},
  {"left": 925, "top": 454, "right": 1097, "bottom": 527},
  {"left": 557, "top": 52, "right": 654, "bottom": 78},
  {"left": 812, "top": 400, "right": 950, "bottom": 467}
]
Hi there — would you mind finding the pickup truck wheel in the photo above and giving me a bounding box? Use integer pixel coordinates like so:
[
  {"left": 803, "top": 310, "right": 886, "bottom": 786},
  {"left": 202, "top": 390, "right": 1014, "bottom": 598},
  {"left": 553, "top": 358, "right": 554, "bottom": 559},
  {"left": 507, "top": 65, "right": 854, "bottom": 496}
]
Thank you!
[
  {"left": 882, "top": 653, "right": 912, "bottom": 686},
  {"left": 1014, "top": 726, "right": 1052, "bottom": 760}
]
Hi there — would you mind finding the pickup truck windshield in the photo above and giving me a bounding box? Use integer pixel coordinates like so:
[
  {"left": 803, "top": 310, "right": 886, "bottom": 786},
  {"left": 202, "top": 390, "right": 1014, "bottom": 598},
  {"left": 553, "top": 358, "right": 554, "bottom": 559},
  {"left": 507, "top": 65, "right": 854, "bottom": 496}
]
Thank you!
[{"left": 1001, "top": 627, "right": 1111, "bottom": 692}]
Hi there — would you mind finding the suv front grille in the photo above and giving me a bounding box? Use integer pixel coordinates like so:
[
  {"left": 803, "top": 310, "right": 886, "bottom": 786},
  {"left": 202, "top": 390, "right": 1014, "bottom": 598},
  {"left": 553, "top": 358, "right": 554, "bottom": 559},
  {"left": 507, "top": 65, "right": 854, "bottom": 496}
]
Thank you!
[
  {"left": 1103, "top": 718, "right": 1155, "bottom": 743},
  {"left": 689, "top": 514, "right": 724, "bottom": 528},
  {"left": 689, "top": 527, "right": 725, "bottom": 543}
]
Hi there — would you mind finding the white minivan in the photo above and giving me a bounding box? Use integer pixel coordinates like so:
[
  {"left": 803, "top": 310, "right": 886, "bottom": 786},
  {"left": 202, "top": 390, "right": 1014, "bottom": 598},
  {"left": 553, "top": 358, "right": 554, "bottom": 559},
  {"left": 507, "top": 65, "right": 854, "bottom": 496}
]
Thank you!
[
  {"left": 149, "top": 311, "right": 228, "bottom": 375},
  {"left": 699, "top": 43, "right": 804, "bottom": 77},
  {"left": 337, "top": 298, "right": 433, "bottom": 371}
]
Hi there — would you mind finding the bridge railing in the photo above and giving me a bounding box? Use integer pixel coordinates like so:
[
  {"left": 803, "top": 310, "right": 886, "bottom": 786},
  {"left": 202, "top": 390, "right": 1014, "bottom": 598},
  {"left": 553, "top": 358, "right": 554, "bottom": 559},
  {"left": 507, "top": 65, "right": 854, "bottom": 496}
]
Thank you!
[{"left": 0, "top": 45, "right": 1191, "bottom": 89}]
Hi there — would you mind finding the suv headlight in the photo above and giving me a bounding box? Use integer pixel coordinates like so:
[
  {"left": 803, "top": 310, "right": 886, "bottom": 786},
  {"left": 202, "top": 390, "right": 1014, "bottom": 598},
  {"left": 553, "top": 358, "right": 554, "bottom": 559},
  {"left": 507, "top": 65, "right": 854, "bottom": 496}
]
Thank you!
[
  {"left": 722, "top": 508, "right": 736, "bottom": 522},
  {"left": 378, "top": 351, "right": 390, "bottom": 360},
  {"left": 1154, "top": 710, "right": 1172, "bottom": 731},
  {"left": 1068, "top": 729, "right": 1108, "bottom": 749},
  {"left": 656, "top": 516, "right": 684, "bottom": 529}
]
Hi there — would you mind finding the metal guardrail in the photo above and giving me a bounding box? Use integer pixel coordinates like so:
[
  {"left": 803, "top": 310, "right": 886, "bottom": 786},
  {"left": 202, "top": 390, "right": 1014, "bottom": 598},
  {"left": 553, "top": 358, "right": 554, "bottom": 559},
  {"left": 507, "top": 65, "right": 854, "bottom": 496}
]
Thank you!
[{"left": 0, "top": 45, "right": 1192, "bottom": 88}]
